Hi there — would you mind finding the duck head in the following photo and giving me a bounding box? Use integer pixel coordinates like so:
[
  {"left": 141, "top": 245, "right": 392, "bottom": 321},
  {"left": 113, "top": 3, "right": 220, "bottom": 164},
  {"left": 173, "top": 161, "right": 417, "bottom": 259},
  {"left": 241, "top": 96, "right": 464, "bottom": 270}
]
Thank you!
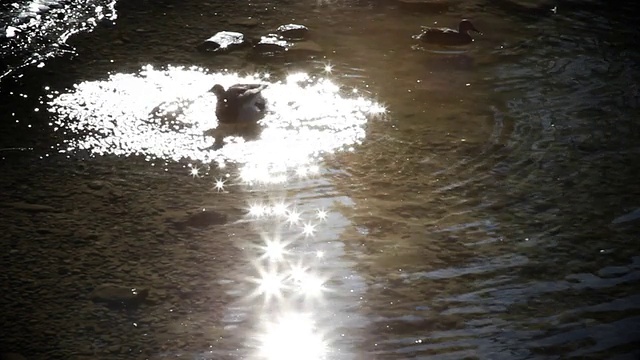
[
  {"left": 209, "top": 84, "right": 225, "bottom": 97},
  {"left": 459, "top": 19, "right": 480, "bottom": 34}
]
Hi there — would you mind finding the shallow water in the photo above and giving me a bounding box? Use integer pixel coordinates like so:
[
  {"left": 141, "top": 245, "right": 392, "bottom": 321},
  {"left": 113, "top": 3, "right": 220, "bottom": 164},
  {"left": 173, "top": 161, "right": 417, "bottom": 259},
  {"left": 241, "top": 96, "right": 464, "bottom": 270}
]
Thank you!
[{"left": 1, "top": 0, "right": 639, "bottom": 359}]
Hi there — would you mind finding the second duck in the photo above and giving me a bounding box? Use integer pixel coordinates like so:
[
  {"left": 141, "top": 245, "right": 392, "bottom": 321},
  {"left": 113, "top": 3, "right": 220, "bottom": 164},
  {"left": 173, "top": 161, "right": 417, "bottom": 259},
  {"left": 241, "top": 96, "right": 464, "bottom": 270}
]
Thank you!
[{"left": 413, "top": 19, "right": 481, "bottom": 46}]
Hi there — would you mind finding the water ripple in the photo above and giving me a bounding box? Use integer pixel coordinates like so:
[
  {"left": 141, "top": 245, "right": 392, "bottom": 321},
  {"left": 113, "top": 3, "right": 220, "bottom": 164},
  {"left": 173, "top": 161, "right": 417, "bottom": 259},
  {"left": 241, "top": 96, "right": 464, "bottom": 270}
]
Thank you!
[{"left": 0, "top": 0, "right": 117, "bottom": 81}]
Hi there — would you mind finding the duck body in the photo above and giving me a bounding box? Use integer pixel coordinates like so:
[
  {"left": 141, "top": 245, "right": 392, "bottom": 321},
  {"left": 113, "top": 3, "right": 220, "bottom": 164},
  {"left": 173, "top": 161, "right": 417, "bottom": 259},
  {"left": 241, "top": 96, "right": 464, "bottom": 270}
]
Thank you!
[
  {"left": 210, "top": 83, "right": 268, "bottom": 124},
  {"left": 414, "top": 19, "right": 480, "bottom": 46}
]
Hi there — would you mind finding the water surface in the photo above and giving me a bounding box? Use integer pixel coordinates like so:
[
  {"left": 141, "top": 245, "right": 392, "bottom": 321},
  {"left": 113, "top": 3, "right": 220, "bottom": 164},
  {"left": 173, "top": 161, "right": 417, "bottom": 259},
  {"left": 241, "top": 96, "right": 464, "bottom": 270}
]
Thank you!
[{"left": 1, "top": 0, "right": 639, "bottom": 359}]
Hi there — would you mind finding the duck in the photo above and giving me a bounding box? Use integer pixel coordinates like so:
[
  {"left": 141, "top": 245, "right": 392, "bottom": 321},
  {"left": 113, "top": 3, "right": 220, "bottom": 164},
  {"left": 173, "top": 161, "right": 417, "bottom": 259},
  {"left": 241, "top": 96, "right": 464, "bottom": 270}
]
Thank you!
[
  {"left": 413, "top": 19, "right": 480, "bottom": 46},
  {"left": 209, "top": 83, "right": 268, "bottom": 124}
]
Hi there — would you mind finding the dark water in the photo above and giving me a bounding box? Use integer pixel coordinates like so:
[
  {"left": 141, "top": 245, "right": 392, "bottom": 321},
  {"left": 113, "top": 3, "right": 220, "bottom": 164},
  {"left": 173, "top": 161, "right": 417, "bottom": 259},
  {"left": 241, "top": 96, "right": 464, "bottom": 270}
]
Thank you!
[{"left": 1, "top": 0, "right": 639, "bottom": 359}]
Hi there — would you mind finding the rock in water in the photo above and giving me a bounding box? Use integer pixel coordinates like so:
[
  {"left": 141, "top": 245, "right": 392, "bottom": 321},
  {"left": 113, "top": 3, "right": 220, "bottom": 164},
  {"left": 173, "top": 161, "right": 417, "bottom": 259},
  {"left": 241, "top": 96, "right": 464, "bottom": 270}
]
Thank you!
[
  {"left": 253, "top": 33, "right": 289, "bottom": 54},
  {"left": 197, "top": 31, "right": 246, "bottom": 53},
  {"left": 252, "top": 36, "right": 322, "bottom": 58},
  {"left": 276, "top": 24, "right": 309, "bottom": 40},
  {"left": 89, "top": 284, "right": 149, "bottom": 308},
  {"left": 252, "top": 24, "right": 316, "bottom": 57},
  {"left": 182, "top": 209, "right": 228, "bottom": 229}
]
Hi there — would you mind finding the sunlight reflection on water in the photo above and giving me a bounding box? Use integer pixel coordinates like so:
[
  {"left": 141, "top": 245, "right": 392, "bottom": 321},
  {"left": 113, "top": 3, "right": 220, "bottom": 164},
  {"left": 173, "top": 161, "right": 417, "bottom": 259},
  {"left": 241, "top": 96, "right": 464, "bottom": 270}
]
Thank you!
[
  {"left": 48, "top": 64, "right": 379, "bottom": 358},
  {"left": 258, "top": 312, "right": 327, "bottom": 360},
  {"left": 212, "top": 191, "right": 368, "bottom": 360},
  {"left": 49, "top": 65, "right": 385, "bottom": 183},
  {"left": 240, "top": 207, "right": 333, "bottom": 359}
]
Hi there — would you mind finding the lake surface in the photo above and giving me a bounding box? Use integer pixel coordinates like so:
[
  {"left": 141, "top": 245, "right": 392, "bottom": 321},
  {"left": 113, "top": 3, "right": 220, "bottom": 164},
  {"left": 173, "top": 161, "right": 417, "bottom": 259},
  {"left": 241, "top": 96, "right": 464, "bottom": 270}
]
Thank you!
[{"left": 1, "top": 0, "right": 639, "bottom": 359}]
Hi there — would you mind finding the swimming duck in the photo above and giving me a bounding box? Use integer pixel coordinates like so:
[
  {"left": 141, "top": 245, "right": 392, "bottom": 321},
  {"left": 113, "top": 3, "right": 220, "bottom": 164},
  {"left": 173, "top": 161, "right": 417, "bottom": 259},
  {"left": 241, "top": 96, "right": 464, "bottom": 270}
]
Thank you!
[
  {"left": 413, "top": 19, "right": 480, "bottom": 46},
  {"left": 209, "top": 83, "right": 268, "bottom": 124}
]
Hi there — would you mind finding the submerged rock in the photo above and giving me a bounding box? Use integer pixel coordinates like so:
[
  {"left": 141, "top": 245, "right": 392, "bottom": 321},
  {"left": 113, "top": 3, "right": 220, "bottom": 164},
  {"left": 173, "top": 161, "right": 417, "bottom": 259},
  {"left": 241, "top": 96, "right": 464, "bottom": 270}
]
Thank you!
[
  {"left": 251, "top": 23, "right": 318, "bottom": 57},
  {"left": 197, "top": 31, "right": 247, "bottom": 53},
  {"left": 168, "top": 208, "right": 228, "bottom": 230},
  {"left": 287, "top": 40, "right": 323, "bottom": 54},
  {"left": 90, "top": 284, "right": 149, "bottom": 308},
  {"left": 183, "top": 209, "right": 228, "bottom": 228},
  {"left": 276, "top": 24, "right": 309, "bottom": 40},
  {"left": 229, "top": 17, "right": 260, "bottom": 27},
  {"left": 87, "top": 180, "right": 108, "bottom": 190}
]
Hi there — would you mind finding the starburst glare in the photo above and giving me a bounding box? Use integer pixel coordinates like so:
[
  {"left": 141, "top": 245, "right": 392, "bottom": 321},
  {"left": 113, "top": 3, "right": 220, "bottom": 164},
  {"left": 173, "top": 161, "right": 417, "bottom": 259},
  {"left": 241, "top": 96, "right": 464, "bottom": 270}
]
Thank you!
[
  {"left": 213, "top": 177, "right": 226, "bottom": 192},
  {"left": 286, "top": 209, "right": 302, "bottom": 225},
  {"left": 302, "top": 222, "right": 317, "bottom": 237},
  {"left": 256, "top": 268, "right": 286, "bottom": 303},
  {"left": 249, "top": 202, "right": 268, "bottom": 218},
  {"left": 316, "top": 209, "right": 328, "bottom": 221},
  {"left": 262, "top": 237, "right": 288, "bottom": 262},
  {"left": 189, "top": 165, "right": 200, "bottom": 178}
]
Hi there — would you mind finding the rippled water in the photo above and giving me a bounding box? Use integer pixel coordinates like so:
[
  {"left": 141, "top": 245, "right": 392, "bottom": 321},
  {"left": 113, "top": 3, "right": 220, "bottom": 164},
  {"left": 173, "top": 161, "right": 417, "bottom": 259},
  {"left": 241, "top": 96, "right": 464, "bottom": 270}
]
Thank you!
[
  {"left": 1, "top": 0, "right": 639, "bottom": 359},
  {"left": 0, "top": 0, "right": 116, "bottom": 80}
]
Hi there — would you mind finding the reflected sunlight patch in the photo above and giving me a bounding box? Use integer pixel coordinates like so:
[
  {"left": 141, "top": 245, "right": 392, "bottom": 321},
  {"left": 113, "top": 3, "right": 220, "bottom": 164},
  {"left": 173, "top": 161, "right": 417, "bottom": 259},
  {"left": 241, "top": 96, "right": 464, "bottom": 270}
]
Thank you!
[
  {"left": 49, "top": 65, "right": 385, "bottom": 181},
  {"left": 258, "top": 312, "right": 327, "bottom": 360}
]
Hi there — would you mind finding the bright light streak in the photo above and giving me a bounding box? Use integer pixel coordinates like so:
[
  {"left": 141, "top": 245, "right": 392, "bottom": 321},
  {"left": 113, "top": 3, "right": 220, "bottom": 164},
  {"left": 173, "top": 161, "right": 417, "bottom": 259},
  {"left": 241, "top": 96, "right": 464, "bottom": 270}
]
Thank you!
[
  {"left": 262, "top": 238, "right": 287, "bottom": 262},
  {"left": 257, "top": 270, "right": 286, "bottom": 301},
  {"left": 258, "top": 313, "right": 327, "bottom": 360},
  {"left": 297, "top": 273, "right": 325, "bottom": 298},
  {"left": 249, "top": 203, "right": 268, "bottom": 218}
]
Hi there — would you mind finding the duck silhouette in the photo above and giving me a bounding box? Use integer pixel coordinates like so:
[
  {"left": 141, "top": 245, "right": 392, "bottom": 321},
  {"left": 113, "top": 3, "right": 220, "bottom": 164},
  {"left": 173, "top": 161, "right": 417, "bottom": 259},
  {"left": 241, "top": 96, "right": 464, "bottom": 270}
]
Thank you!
[
  {"left": 413, "top": 19, "right": 481, "bottom": 46},
  {"left": 209, "top": 83, "right": 268, "bottom": 124}
]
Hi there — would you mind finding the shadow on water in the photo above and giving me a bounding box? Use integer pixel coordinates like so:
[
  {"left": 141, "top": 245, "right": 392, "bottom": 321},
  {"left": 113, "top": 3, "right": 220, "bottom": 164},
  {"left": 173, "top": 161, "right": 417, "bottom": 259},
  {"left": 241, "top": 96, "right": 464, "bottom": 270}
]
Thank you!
[{"left": 1, "top": 0, "right": 640, "bottom": 359}]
